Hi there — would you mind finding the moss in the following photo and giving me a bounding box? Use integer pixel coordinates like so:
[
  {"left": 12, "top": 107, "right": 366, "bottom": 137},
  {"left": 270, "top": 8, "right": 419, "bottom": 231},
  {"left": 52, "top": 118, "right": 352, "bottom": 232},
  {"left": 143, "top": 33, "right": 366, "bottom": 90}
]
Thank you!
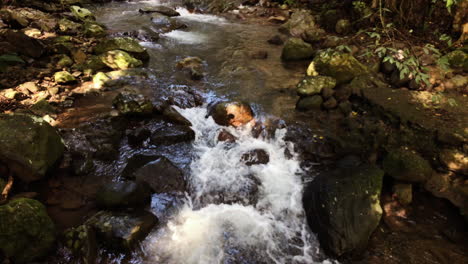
[
  {"left": 383, "top": 148, "right": 433, "bottom": 183},
  {"left": 54, "top": 70, "right": 76, "bottom": 83},
  {"left": 0, "top": 198, "right": 56, "bottom": 263},
  {"left": 296, "top": 76, "right": 337, "bottom": 97},
  {"left": 281, "top": 38, "right": 314, "bottom": 61},
  {"left": 309, "top": 51, "right": 368, "bottom": 84},
  {"left": 99, "top": 50, "right": 143, "bottom": 70}
]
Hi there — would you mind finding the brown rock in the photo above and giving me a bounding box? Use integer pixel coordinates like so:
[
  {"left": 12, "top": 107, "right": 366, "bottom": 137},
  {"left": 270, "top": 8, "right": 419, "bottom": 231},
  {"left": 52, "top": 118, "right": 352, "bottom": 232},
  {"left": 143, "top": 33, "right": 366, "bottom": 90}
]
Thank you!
[
  {"left": 211, "top": 101, "right": 254, "bottom": 127},
  {"left": 218, "top": 129, "right": 236, "bottom": 143}
]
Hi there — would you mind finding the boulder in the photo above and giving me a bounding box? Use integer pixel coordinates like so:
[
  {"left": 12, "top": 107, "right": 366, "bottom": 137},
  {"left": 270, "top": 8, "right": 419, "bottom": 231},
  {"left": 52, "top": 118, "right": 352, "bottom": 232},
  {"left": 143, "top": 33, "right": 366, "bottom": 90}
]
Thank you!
[
  {"left": 0, "top": 198, "right": 56, "bottom": 263},
  {"left": 83, "top": 22, "right": 105, "bottom": 37},
  {"left": 54, "top": 70, "right": 76, "bottom": 83},
  {"left": 123, "top": 155, "right": 186, "bottom": 193},
  {"left": 279, "top": 9, "right": 316, "bottom": 38},
  {"left": 0, "top": 114, "right": 64, "bottom": 182},
  {"left": 382, "top": 148, "right": 433, "bottom": 183},
  {"left": 94, "top": 37, "right": 149, "bottom": 61},
  {"left": 210, "top": 101, "right": 254, "bottom": 127},
  {"left": 99, "top": 50, "right": 143, "bottom": 70},
  {"left": 86, "top": 210, "right": 158, "bottom": 250},
  {"left": 241, "top": 149, "right": 270, "bottom": 166},
  {"left": 70, "top": 5, "right": 95, "bottom": 21},
  {"left": 1, "top": 29, "right": 44, "bottom": 58},
  {"left": 307, "top": 51, "right": 368, "bottom": 84},
  {"left": 296, "top": 95, "right": 323, "bottom": 111},
  {"left": 281, "top": 37, "right": 314, "bottom": 61},
  {"left": 139, "top": 6, "right": 180, "bottom": 17},
  {"left": 95, "top": 181, "right": 151, "bottom": 209},
  {"left": 296, "top": 76, "right": 337, "bottom": 97},
  {"left": 303, "top": 164, "right": 384, "bottom": 257},
  {"left": 150, "top": 125, "right": 195, "bottom": 145},
  {"left": 112, "top": 90, "right": 153, "bottom": 116}
]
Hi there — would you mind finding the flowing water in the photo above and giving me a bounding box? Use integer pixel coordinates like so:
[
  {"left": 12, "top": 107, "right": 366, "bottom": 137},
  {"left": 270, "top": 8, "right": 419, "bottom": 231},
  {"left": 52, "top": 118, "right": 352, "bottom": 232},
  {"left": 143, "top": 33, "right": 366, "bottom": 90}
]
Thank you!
[{"left": 68, "top": 0, "right": 336, "bottom": 263}]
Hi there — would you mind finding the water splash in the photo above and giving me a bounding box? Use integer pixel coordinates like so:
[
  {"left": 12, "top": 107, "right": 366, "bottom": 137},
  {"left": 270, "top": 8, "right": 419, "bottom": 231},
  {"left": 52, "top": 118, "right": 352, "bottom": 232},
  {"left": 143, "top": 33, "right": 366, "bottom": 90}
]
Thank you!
[{"left": 143, "top": 107, "right": 333, "bottom": 264}]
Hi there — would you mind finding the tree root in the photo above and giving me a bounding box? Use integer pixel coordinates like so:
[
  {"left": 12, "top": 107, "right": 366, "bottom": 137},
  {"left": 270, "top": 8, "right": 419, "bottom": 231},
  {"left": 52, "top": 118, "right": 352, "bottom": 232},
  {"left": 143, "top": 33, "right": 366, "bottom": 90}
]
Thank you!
[{"left": 0, "top": 172, "right": 13, "bottom": 204}]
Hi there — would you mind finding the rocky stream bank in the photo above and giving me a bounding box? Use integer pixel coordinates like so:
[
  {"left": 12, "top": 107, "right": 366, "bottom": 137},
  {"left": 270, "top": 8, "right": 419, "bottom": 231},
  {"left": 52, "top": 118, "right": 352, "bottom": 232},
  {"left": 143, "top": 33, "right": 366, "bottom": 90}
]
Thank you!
[{"left": 0, "top": 0, "right": 467, "bottom": 263}]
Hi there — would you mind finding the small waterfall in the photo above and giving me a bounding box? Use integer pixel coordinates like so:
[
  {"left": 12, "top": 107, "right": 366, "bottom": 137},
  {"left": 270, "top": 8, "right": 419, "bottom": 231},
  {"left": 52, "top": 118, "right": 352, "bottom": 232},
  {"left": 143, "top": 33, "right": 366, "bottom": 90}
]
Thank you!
[{"left": 143, "top": 107, "right": 334, "bottom": 264}]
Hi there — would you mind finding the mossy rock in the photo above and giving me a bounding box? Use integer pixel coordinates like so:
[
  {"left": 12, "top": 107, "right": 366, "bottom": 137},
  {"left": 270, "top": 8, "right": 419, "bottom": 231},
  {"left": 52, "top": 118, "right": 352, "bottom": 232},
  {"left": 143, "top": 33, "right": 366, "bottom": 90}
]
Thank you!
[
  {"left": 303, "top": 164, "right": 384, "bottom": 256},
  {"left": 54, "top": 70, "right": 76, "bottom": 83},
  {"left": 281, "top": 37, "right": 314, "bottom": 61},
  {"left": 0, "top": 114, "right": 65, "bottom": 182},
  {"left": 308, "top": 51, "right": 368, "bottom": 84},
  {"left": 445, "top": 50, "right": 468, "bottom": 71},
  {"left": 112, "top": 90, "right": 153, "bottom": 116},
  {"left": 0, "top": 198, "right": 56, "bottom": 263},
  {"left": 83, "top": 22, "right": 105, "bottom": 37},
  {"left": 56, "top": 54, "right": 74, "bottom": 68},
  {"left": 99, "top": 50, "right": 143, "bottom": 70},
  {"left": 383, "top": 148, "right": 433, "bottom": 183},
  {"left": 94, "top": 37, "right": 149, "bottom": 61},
  {"left": 76, "top": 55, "right": 107, "bottom": 73},
  {"left": 296, "top": 76, "right": 337, "bottom": 97},
  {"left": 58, "top": 18, "right": 81, "bottom": 33},
  {"left": 70, "top": 5, "right": 95, "bottom": 21}
]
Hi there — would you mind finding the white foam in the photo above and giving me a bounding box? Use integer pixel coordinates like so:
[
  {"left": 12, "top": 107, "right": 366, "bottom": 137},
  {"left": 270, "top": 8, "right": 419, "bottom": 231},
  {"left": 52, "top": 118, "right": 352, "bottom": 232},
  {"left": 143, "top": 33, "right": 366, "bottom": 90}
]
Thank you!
[
  {"left": 143, "top": 107, "right": 335, "bottom": 264},
  {"left": 176, "top": 7, "right": 229, "bottom": 24},
  {"left": 162, "top": 30, "right": 208, "bottom": 45}
]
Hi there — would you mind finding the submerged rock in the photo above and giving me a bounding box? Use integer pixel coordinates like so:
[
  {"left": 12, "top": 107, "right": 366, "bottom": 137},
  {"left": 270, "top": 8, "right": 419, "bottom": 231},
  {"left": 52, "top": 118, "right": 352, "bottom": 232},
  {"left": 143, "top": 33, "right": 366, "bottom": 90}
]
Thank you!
[
  {"left": 112, "top": 90, "right": 153, "bottom": 116},
  {"left": 303, "top": 164, "right": 384, "bottom": 257},
  {"left": 86, "top": 210, "right": 158, "bottom": 250},
  {"left": 0, "top": 198, "right": 56, "bottom": 263},
  {"left": 296, "top": 76, "right": 337, "bottom": 97},
  {"left": 281, "top": 37, "right": 314, "bottom": 61},
  {"left": 96, "top": 181, "right": 151, "bottom": 209},
  {"left": 123, "top": 155, "right": 186, "bottom": 193},
  {"left": 210, "top": 101, "right": 254, "bottom": 127},
  {"left": 382, "top": 148, "right": 433, "bottom": 183},
  {"left": 176, "top": 56, "right": 204, "bottom": 80},
  {"left": 241, "top": 149, "right": 270, "bottom": 166},
  {"left": 0, "top": 114, "right": 64, "bottom": 182},
  {"left": 307, "top": 51, "right": 368, "bottom": 84}
]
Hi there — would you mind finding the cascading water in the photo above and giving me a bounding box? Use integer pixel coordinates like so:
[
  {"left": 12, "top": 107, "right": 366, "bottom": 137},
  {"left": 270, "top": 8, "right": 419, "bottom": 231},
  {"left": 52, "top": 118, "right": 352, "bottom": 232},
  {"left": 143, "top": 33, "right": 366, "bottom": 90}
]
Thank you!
[{"left": 143, "top": 107, "right": 334, "bottom": 264}]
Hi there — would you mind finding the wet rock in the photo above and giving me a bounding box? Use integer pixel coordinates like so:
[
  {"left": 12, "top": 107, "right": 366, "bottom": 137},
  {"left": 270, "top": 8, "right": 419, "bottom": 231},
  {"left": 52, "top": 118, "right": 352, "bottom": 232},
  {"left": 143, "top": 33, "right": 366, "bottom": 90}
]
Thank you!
[
  {"left": 393, "top": 182, "right": 412, "bottom": 205},
  {"left": 241, "top": 149, "right": 270, "bottom": 166},
  {"left": 322, "top": 97, "right": 338, "bottom": 109},
  {"left": 0, "top": 198, "right": 56, "bottom": 263},
  {"left": 150, "top": 125, "right": 195, "bottom": 145},
  {"left": 307, "top": 51, "right": 368, "bottom": 84},
  {"left": 335, "top": 19, "right": 351, "bottom": 34},
  {"left": 124, "top": 155, "right": 186, "bottom": 193},
  {"left": 279, "top": 9, "right": 316, "bottom": 38},
  {"left": 96, "top": 181, "right": 151, "bottom": 209},
  {"left": 64, "top": 224, "right": 97, "bottom": 264},
  {"left": 218, "top": 129, "right": 236, "bottom": 143},
  {"left": 210, "top": 101, "right": 254, "bottom": 127},
  {"left": 54, "top": 70, "right": 76, "bottom": 84},
  {"left": 296, "top": 76, "right": 337, "bottom": 97},
  {"left": 176, "top": 56, "right": 204, "bottom": 80},
  {"left": 303, "top": 164, "right": 384, "bottom": 257},
  {"left": 296, "top": 95, "right": 323, "bottom": 111},
  {"left": 126, "top": 127, "right": 151, "bottom": 146},
  {"left": 99, "top": 50, "right": 143, "bottom": 70},
  {"left": 86, "top": 210, "right": 158, "bottom": 250},
  {"left": 162, "top": 105, "right": 192, "bottom": 126},
  {"left": 1, "top": 29, "right": 44, "bottom": 58},
  {"left": 150, "top": 14, "right": 187, "bottom": 33},
  {"left": 281, "top": 37, "right": 314, "bottom": 61},
  {"left": 70, "top": 5, "right": 95, "bottom": 21},
  {"left": 439, "top": 148, "right": 468, "bottom": 175},
  {"left": 383, "top": 148, "right": 433, "bottom": 183},
  {"left": 94, "top": 37, "right": 149, "bottom": 61},
  {"left": 0, "top": 114, "right": 64, "bottom": 182},
  {"left": 139, "top": 6, "right": 180, "bottom": 17},
  {"left": 112, "top": 90, "right": 153, "bottom": 116},
  {"left": 267, "top": 35, "right": 283, "bottom": 45}
]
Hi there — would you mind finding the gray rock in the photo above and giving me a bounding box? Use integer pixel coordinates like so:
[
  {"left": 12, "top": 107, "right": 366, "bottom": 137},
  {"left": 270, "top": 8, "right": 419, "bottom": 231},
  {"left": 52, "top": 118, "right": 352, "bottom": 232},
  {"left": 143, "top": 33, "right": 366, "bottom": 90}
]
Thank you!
[{"left": 150, "top": 125, "right": 195, "bottom": 145}]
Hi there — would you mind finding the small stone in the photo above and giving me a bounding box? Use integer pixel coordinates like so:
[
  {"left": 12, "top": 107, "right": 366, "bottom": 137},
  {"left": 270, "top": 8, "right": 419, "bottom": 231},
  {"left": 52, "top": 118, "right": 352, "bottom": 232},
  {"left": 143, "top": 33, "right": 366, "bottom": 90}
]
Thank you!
[
  {"left": 393, "top": 183, "right": 412, "bottom": 205},
  {"left": 322, "top": 97, "right": 338, "bottom": 109},
  {"left": 54, "top": 71, "right": 76, "bottom": 84}
]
